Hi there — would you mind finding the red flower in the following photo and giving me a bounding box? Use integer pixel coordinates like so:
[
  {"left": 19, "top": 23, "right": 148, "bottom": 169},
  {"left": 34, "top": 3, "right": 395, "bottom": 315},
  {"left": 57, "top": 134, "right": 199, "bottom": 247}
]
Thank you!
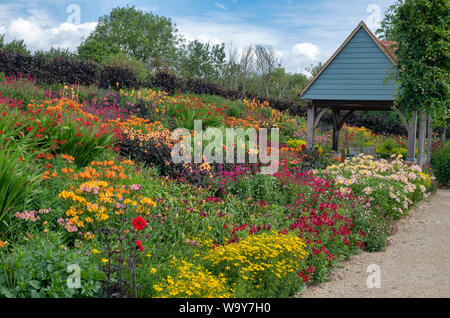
[
  {"left": 132, "top": 216, "right": 147, "bottom": 231},
  {"left": 312, "top": 248, "right": 321, "bottom": 254},
  {"left": 307, "top": 265, "right": 315, "bottom": 274},
  {"left": 302, "top": 273, "right": 309, "bottom": 282},
  {"left": 136, "top": 240, "right": 144, "bottom": 252}
]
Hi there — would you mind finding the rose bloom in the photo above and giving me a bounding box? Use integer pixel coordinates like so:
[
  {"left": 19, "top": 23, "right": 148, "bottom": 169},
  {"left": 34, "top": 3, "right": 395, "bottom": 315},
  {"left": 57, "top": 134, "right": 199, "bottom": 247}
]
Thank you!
[{"left": 132, "top": 216, "right": 147, "bottom": 231}]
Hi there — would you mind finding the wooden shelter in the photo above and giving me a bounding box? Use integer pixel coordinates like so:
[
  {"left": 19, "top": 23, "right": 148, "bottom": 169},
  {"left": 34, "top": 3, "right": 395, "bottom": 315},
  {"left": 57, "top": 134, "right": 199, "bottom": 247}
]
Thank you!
[{"left": 300, "top": 21, "right": 398, "bottom": 153}]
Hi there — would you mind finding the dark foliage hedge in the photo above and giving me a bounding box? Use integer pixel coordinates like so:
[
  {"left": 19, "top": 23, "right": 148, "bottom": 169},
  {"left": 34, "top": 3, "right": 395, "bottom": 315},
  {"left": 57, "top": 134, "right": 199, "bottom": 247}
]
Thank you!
[{"left": 99, "top": 65, "right": 138, "bottom": 89}]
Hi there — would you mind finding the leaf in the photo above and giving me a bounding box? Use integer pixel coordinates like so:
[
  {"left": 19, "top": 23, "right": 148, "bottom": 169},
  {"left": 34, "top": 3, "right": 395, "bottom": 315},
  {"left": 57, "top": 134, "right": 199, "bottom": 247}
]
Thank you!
[{"left": 29, "top": 280, "right": 41, "bottom": 289}]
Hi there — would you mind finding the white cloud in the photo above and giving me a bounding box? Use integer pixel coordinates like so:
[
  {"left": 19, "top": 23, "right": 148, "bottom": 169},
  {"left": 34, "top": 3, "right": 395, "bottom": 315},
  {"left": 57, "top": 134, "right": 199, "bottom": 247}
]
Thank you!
[
  {"left": 214, "top": 2, "right": 227, "bottom": 10},
  {"left": 291, "top": 43, "right": 320, "bottom": 60},
  {"left": 3, "top": 17, "right": 97, "bottom": 52}
]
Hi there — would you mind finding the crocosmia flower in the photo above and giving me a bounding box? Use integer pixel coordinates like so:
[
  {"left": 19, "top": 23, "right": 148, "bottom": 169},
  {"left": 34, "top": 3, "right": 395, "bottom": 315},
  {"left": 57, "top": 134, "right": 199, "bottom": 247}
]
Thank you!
[{"left": 136, "top": 240, "right": 144, "bottom": 252}]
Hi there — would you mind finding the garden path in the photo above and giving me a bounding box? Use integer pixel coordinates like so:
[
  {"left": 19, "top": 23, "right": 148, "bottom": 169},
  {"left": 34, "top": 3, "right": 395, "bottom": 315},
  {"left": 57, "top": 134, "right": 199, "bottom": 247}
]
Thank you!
[{"left": 298, "top": 189, "right": 450, "bottom": 298}]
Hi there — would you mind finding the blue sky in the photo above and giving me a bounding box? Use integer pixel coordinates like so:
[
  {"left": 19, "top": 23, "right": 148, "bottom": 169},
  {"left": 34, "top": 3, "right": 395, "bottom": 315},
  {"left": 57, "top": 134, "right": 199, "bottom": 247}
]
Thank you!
[{"left": 0, "top": 0, "right": 396, "bottom": 74}]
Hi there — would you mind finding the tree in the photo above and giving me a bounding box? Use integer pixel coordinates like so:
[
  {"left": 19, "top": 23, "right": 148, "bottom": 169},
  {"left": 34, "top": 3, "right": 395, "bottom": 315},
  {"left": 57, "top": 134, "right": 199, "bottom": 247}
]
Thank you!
[
  {"left": 383, "top": 0, "right": 449, "bottom": 167},
  {"left": 239, "top": 46, "right": 254, "bottom": 97},
  {"left": 35, "top": 47, "right": 77, "bottom": 60},
  {"left": 221, "top": 43, "right": 241, "bottom": 91},
  {"left": 0, "top": 35, "right": 30, "bottom": 55},
  {"left": 77, "top": 6, "right": 180, "bottom": 65},
  {"left": 254, "top": 44, "right": 279, "bottom": 99},
  {"left": 375, "top": 4, "right": 399, "bottom": 40},
  {"left": 306, "top": 62, "right": 323, "bottom": 78},
  {"left": 177, "top": 40, "right": 226, "bottom": 82}
]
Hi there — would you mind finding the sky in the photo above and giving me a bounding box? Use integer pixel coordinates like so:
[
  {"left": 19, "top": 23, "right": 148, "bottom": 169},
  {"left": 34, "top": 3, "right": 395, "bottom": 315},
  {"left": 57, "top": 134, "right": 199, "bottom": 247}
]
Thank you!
[{"left": 0, "top": 0, "right": 396, "bottom": 74}]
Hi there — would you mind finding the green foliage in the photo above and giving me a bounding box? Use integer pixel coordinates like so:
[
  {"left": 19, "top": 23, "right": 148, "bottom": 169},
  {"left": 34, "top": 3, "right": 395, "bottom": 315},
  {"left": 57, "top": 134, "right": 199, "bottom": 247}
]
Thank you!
[
  {"left": 102, "top": 51, "right": 149, "bottom": 81},
  {"left": 352, "top": 206, "right": 395, "bottom": 252},
  {"left": 0, "top": 35, "right": 30, "bottom": 56},
  {"left": 178, "top": 40, "right": 226, "bottom": 82},
  {"left": 35, "top": 47, "right": 78, "bottom": 61},
  {"left": 431, "top": 142, "right": 450, "bottom": 186},
  {"left": 386, "top": 0, "right": 449, "bottom": 117},
  {"left": 0, "top": 232, "right": 104, "bottom": 297},
  {"left": 0, "top": 144, "right": 42, "bottom": 225},
  {"left": 286, "top": 138, "right": 306, "bottom": 149},
  {"left": 77, "top": 6, "right": 180, "bottom": 65},
  {"left": 0, "top": 75, "right": 49, "bottom": 106}
]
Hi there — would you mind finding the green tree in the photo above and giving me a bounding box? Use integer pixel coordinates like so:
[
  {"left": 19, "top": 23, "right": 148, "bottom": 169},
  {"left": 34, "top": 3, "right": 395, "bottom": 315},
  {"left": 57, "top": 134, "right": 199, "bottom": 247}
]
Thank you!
[
  {"left": 375, "top": 4, "right": 399, "bottom": 40},
  {"left": 34, "top": 47, "right": 77, "bottom": 60},
  {"left": 384, "top": 0, "right": 449, "bottom": 166},
  {"left": 77, "top": 6, "right": 180, "bottom": 65},
  {"left": 102, "top": 50, "right": 150, "bottom": 81},
  {"left": 178, "top": 40, "right": 226, "bottom": 82},
  {"left": 306, "top": 62, "right": 323, "bottom": 78},
  {"left": 0, "top": 35, "right": 30, "bottom": 55}
]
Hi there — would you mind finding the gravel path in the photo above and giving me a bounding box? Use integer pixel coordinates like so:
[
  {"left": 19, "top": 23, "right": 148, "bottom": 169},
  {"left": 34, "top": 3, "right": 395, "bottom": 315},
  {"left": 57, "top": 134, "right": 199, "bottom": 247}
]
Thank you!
[{"left": 298, "top": 189, "right": 450, "bottom": 298}]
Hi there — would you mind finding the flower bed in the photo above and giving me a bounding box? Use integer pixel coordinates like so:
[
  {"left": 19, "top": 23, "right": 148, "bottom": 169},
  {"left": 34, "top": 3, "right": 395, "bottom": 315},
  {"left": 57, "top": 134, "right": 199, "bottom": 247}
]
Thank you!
[{"left": 0, "top": 75, "right": 435, "bottom": 298}]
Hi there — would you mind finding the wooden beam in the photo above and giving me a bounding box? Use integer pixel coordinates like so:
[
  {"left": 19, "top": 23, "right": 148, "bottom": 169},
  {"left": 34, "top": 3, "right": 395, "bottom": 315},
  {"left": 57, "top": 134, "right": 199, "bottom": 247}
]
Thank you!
[
  {"left": 331, "top": 110, "right": 354, "bottom": 152},
  {"left": 311, "top": 99, "right": 394, "bottom": 109},
  {"left": 314, "top": 107, "right": 330, "bottom": 129},
  {"left": 306, "top": 104, "right": 316, "bottom": 150}
]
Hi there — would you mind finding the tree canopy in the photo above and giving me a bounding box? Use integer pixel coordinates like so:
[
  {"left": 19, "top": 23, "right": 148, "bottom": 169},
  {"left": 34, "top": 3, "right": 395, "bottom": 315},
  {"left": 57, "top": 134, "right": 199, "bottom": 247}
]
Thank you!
[
  {"left": 77, "top": 6, "right": 180, "bottom": 65},
  {"left": 379, "top": 0, "right": 449, "bottom": 118}
]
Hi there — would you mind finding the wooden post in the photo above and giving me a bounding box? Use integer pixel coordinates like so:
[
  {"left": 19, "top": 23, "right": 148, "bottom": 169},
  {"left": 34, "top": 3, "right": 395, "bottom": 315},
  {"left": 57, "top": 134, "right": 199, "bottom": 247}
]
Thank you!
[
  {"left": 396, "top": 109, "right": 417, "bottom": 163},
  {"left": 408, "top": 111, "right": 417, "bottom": 162},
  {"left": 425, "top": 114, "right": 433, "bottom": 167},
  {"left": 306, "top": 101, "right": 315, "bottom": 150},
  {"left": 417, "top": 112, "right": 427, "bottom": 168},
  {"left": 442, "top": 125, "right": 447, "bottom": 147},
  {"left": 330, "top": 109, "right": 353, "bottom": 154},
  {"left": 332, "top": 109, "right": 341, "bottom": 152}
]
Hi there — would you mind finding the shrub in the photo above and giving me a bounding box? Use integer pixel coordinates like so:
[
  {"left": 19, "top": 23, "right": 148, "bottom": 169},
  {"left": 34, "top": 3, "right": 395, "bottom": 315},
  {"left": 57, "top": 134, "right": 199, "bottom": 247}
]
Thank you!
[
  {"left": 102, "top": 51, "right": 149, "bottom": 81},
  {"left": 0, "top": 232, "right": 104, "bottom": 297},
  {"left": 0, "top": 50, "right": 99, "bottom": 86},
  {"left": 286, "top": 138, "right": 306, "bottom": 149},
  {"left": 352, "top": 204, "right": 395, "bottom": 252},
  {"left": 149, "top": 71, "right": 185, "bottom": 95},
  {"left": 431, "top": 143, "right": 450, "bottom": 187},
  {"left": 203, "top": 231, "right": 308, "bottom": 297},
  {"left": 0, "top": 50, "right": 36, "bottom": 79},
  {"left": 324, "top": 155, "right": 431, "bottom": 219},
  {"left": 152, "top": 257, "right": 232, "bottom": 298},
  {"left": 391, "top": 147, "right": 407, "bottom": 158},
  {"left": 41, "top": 56, "right": 99, "bottom": 86},
  {"left": 99, "top": 65, "right": 138, "bottom": 90}
]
